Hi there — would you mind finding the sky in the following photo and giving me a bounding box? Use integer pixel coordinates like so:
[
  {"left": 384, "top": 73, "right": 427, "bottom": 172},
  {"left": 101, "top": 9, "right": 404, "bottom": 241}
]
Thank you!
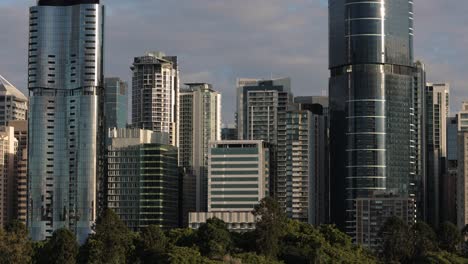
[{"left": 1, "top": 0, "right": 468, "bottom": 123}]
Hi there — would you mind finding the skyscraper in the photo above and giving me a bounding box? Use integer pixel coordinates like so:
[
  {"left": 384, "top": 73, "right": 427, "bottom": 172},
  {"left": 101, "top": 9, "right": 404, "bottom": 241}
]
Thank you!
[
  {"left": 179, "top": 83, "right": 221, "bottom": 215},
  {"left": 329, "top": 0, "right": 417, "bottom": 240},
  {"left": 131, "top": 52, "right": 179, "bottom": 147},
  {"left": 424, "top": 83, "right": 449, "bottom": 227},
  {"left": 104, "top": 77, "right": 128, "bottom": 130},
  {"left": 27, "top": 0, "right": 104, "bottom": 242},
  {"left": 292, "top": 96, "right": 330, "bottom": 225},
  {"left": 0, "top": 75, "right": 28, "bottom": 125},
  {"left": 236, "top": 78, "right": 292, "bottom": 200}
]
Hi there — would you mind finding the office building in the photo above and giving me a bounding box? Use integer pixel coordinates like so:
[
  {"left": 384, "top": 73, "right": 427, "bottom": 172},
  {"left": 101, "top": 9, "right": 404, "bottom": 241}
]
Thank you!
[
  {"left": 179, "top": 83, "right": 221, "bottom": 216},
  {"left": 189, "top": 140, "right": 270, "bottom": 231},
  {"left": 329, "top": 0, "right": 418, "bottom": 241},
  {"left": 0, "top": 75, "right": 28, "bottom": 125},
  {"left": 131, "top": 52, "right": 179, "bottom": 146},
  {"left": 27, "top": 0, "right": 104, "bottom": 242},
  {"left": 355, "top": 195, "right": 416, "bottom": 248},
  {"left": 424, "top": 83, "right": 449, "bottom": 227},
  {"left": 107, "top": 128, "right": 179, "bottom": 231},
  {"left": 104, "top": 77, "right": 128, "bottom": 130},
  {"left": 0, "top": 127, "right": 17, "bottom": 226}
]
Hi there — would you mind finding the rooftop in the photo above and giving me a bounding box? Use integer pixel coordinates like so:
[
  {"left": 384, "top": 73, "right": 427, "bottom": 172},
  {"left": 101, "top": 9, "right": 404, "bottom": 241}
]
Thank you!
[{"left": 0, "top": 75, "right": 27, "bottom": 101}]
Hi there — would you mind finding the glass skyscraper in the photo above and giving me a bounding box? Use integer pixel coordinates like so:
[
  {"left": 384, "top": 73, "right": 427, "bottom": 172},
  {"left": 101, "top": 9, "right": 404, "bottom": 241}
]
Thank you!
[
  {"left": 329, "top": 0, "right": 418, "bottom": 240},
  {"left": 27, "top": 0, "right": 104, "bottom": 243}
]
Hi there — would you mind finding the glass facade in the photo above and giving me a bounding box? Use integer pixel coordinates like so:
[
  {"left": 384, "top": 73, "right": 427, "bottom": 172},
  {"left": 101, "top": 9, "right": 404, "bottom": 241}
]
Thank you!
[
  {"left": 27, "top": 1, "right": 104, "bottom": 243},
  {"left": 104, "top": 77, "right": 128, "bottom": 130},
  {"left": 329, "top": 0, "right": 417, "bottom": 237}
]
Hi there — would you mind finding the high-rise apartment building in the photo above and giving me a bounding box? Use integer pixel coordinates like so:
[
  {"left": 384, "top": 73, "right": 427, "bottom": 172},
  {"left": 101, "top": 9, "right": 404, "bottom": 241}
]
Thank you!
[
  {"left": 104, "top": 77, "right": 128, "bottom": 130},
  {"left": 457, "top": 102, "right": 468, "bottom": 229},
  {"left": 0, "top": 75, "right": 28, "bottom": 125},
  {"left": 27, "top": 0, "right": 104, "bottom": 242},
  {"left": 424, "top": 83, "right": 449, "bottom": 227},
  {"left": 131, "top": 52, "right": 179, "bottom": 146},
  {"left": 236, "top": 78, "right": 292, "bottom": 144},
  {"left": 189, "top": 140, "right": 270, "bottom": 231},
  {"left": 293, "top": 96, "right": 330, "bottom": 224},
  {"left": 0, "top": 127, "right": 17, "bottom": 226},
  {"left": 107, "top": 128, "right": 180, "bottom": 231},
  {"left": 329, "top": 0, "right": 418, "bottom": 241},
  {"left": 9, "top": 120, "right": 28, "bottom": 223},
  {"left": 179, "top": 83, "right": 221, "bottom": 215},
  {"left": 236, "top": 78, "right": 292, "bottom": 206}
]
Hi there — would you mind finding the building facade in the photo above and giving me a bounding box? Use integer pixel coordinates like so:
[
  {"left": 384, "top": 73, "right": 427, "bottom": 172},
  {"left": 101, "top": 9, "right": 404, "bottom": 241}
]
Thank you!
[
  {"left": 329, "top": 0, "right": 418, "bottom": 241},
  {"left": 107, "top": 128, "right": 180, "bottom": 231},
  {"left": 0, "top": 75, "right": 28, "bottom": 126},
  {"left": 221, "top": 124, "right": 238, "bottom": 141},
  {"left": 0, "top": 127, "right": 17, "bottom": 226},
  {"left": 355, "top": 195, "right": 416, "bottom": 248},
  {"left": 179, "top": 83, "right": 221, "bottom": 215},
  {"left": 293, "top": 96, "right": 330, "bottom": 224},
  {"left": 104, "top": 77, "right": 128, "bottom": 130},
  {"left": 424, "top": 83, "right": 449, "bottom": 227},
  {"left": 27, "top": 0, "right": 104, "bottom": 242},
  {"left": 9, "top": 120, "right": 28, "bottom": 224},
  {"left": 189, "top": 140, "right": 270, "bottom": 231},
  {"left": 131, "top": 52, "right": 179, "bottom": 146}
]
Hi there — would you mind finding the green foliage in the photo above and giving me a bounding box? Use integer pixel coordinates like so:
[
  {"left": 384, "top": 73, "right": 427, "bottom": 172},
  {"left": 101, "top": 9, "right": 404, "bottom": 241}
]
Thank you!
[
  {"left": 253, "top": 197, "right": 287, "bottom": 259},
  {"left": 197, "top": 218, "right": 232, "bottom": 258},
  {"left": 414, "top": 251, "right": 468, "bottom": 264},
  {"left": 0, "top": 221, "right": 33, "bottom": 264},
  {"left": 167, "top": 246, "right": 217, "bottom": 264},
  {"left": 438, "top": 222, "right": 463, "bottom": 253},
  {"left": 378, "top": 216, "right": 414, "bottom": 263},
  {"left": 37, "top": 228, "right": 79, "bottom": 264},
  {"left": 280, "top": 220, "right": 376, "bottom": 264},
  {"left": 412, "top": 222, "right": 437, "bottom": 258},
  {"left": 233, "top": 252, "right": 283, "bottom": 264},
  {"left": 135, "top": 225, "right": 169, "bottom": 263},
  {"left": 79, "top": 209, "right": 134, "bottom": 264},
  {"left": 167, "top": 228, "right": 197, "bottom": 248}
]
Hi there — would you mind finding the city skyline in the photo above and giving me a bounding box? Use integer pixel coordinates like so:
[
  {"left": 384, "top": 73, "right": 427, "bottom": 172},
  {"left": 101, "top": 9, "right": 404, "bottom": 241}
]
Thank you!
[{"left": 1, "top": 0, "right": 467, "bottom": 123}]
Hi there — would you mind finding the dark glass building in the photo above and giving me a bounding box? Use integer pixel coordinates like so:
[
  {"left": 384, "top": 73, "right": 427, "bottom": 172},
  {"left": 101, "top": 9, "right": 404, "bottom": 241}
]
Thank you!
[{"left": 329, "top": 0, "right": 418, "bottom": 241}]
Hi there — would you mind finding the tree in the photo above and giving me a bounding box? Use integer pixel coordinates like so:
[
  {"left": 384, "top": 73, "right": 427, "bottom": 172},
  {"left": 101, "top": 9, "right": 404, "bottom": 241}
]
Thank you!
[
  {"left": 438, "top": 222, "right": 462, "bottom": 253},
  {"left": 38, "top": 228, "right": 79, "bottom": 264},
  {"left": 233, "top": 252, "right": 283, "bottom": 264},
  {"left": 0, "top": 221, "right": 33, "bottom": 264},
  {"left": 378, "top": 216, "right": 414, "bottom": 263},
  {"left": 79, "top": 209, "right": 134, "bottom": 264},
  {"left": 411, "top": 222, "right": 437, "bottom": 258},
  {"left": 167, "top": 228, "right": 197, "bottom": 248},
  {"left": 167, "top": 247, "right": 216, "bottom": 264},
  {"left": 197, "top": 218, "right": 232, "bottom": 259},
  {"left": 253, "top": 197, "right": 287, "bottom": 259},
  {"left": 135, "top": 225, "right": 169, "bottom": 263}
]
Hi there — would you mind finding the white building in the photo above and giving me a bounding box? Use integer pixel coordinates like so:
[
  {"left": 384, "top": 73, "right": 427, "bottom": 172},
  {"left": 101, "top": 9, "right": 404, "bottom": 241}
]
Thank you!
[
  {"left": 131, "top": 52, "right": 179, "bottom": 146},
  {"left": 189, "top": 140, "right": 270, "bottom": 231}
]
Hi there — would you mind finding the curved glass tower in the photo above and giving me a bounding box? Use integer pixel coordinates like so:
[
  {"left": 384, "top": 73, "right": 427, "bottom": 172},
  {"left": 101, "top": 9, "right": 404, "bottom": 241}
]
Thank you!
[
  {"left": 27, "top": 0, "right": 104, "bottom": 242},
  {"left": 329, "top": 0, "right": 416, "bottom": 237}
]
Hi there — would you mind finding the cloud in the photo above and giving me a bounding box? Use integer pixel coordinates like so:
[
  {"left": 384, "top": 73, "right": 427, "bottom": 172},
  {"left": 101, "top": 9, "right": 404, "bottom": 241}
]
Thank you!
[{"left": 1, "top": 0, "right": 467, "bottom": 122}]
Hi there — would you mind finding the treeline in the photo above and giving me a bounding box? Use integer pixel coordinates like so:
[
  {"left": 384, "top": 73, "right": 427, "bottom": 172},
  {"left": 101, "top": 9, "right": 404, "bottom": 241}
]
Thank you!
[{"left": 0, "top": 198, "right": 467, "bottom": 263}]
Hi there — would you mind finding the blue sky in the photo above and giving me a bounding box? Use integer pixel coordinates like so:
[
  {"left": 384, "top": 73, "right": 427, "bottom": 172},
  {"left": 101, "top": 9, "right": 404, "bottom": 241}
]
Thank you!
[{"left": 1, "top": 0, "right": 468, "bottom": 123}]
